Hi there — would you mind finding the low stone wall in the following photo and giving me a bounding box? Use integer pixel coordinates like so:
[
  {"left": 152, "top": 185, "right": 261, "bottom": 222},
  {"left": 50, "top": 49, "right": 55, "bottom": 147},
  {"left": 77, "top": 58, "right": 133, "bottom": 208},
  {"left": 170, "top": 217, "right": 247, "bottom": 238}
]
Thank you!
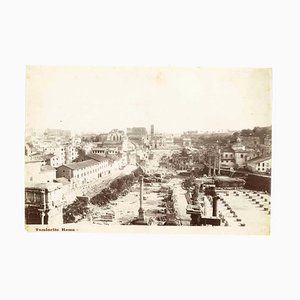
[
  {"left": 244, "top": 174, "right": 271, "bottom": 193},
  {"left": 214, "top": 178, "right": 245, "bottom": 188}
]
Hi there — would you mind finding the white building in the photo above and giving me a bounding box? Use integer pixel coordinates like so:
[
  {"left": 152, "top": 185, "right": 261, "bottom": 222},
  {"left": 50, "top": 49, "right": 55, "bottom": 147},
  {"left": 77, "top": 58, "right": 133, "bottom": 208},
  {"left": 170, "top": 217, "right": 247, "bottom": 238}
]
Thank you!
[
  {"left": 91, "top": 129, "right": 129, "bottom": 167},
  {"left": 44, "top": 145, "right": 78, "bottom": 166},
  {"left": 247, "top": 156, "right": 272, "bottom": 174},
  {"left": 30, "top": 153, "right": 61, "bottom": 168},
  {"left": 56, "top": 158, "right": 112, "bottom": 189},
  {"left": 220, "top": 137, "right": 258, "bottom": 169},
  {"left": 65, "top": 145, "right": 78, "bottom": 164},
  {"left": 25, "top": 160, "right": 56, "bottom": 185},
  {"left": 44, "top": 146, "right": 66, "bottom": 165}
]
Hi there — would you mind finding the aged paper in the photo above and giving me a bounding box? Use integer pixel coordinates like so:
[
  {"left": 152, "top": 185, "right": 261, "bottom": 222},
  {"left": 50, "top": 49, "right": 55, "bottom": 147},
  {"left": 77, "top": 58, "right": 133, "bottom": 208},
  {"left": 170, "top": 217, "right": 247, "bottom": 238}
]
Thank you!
[{"left": 25, "top": 67, "right": 272, "bottom": 234}]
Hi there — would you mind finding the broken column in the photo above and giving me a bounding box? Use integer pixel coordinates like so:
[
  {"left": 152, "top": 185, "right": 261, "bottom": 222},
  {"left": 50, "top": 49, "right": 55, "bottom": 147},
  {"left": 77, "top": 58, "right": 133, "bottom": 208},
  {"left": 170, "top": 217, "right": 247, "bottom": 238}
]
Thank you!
[{"left": 212, "top": 196, "right": 218, "bottom": 217}]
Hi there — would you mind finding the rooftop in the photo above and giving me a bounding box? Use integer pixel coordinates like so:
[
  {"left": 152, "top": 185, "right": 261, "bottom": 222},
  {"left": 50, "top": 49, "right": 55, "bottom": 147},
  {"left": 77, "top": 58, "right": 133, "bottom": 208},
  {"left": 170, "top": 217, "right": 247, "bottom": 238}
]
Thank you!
[
  {"left": 247, "top": 156, "right": 271, "bottom": 164},
  {"left": 86, "top": 153, "right": 109, "bottom": 162},
  {"left": 41, "top": 165, "right": 56, "bottom": 172},
  {"left": 54, "top": 177, "right": 70, "bottom": 185},
  {"left": 25, "top": 182, "right": 63, "bottom": 192},
  {"left": 222, "top": 147, "right": 234, "bottom": 152},
  {"left": 62, "top": 159, "right": 98, "bottom": 170},
  {"left": 31, "top": 153, "right": 55, "bottom": 160}
]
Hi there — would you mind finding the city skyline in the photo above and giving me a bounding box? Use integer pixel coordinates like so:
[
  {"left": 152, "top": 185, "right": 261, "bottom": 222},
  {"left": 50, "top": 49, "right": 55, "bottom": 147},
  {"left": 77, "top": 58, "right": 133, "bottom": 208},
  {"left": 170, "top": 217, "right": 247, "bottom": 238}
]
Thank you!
[
  {"left": 26, "top": 67, "right": 272, "bottom": 134},
  {"left": 27, "top": 125, "right": 266, "bottom": 137}
]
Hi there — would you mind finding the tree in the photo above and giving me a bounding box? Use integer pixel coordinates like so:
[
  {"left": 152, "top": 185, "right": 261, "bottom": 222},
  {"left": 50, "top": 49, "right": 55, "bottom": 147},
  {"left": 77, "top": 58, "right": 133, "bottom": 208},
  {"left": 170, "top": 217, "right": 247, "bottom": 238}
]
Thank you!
[
  {"left": 182, "top": 176, "right": 196, "bottom": 190},
  {"left": 241, "top": 129, "right": 252, "bottom": 136}
]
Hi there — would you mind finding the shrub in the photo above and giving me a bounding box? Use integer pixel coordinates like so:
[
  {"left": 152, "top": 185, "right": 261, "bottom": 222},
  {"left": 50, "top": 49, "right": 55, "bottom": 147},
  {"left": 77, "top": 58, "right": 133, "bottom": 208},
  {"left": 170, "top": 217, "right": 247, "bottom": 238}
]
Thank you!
[{"left": 63, "top": 197, "right": 90, "bottom": 223}]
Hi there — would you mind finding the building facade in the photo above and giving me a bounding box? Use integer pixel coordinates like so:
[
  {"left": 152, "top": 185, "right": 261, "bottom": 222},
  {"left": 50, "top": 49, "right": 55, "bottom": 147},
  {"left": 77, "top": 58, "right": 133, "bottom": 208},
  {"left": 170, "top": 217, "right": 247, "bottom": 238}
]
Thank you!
[
  {"left": 247, "top": 156, "right": 272, "bottom": 174},
  {"left": 25, "top": 160, "right": 56, "bottom": 185},
  {"left": 220, "top": 137, "right": 259, "bottom": 169},
  {"left": 56, "top": 159, "right": 112, "bottom": 189},
  {"left": 30, "top": 153, "right": 61, "bottom": 168},
  {"left": 91, "top": 129, "right": 129, "bottom": 167}
]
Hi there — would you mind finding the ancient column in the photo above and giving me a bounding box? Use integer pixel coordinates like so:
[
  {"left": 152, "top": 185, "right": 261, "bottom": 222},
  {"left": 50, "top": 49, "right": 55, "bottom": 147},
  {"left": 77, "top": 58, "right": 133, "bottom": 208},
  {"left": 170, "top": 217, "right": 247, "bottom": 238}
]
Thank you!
[
  {"left": 42, "top": 190, "right": 46, "bottom": 225},
  {"left": 41, "top": 211, "right": 45, "bottom": 225},
  {"left": 138, "top": 175, "right": 145, "bottom": 221},
  {"left": 212, "top": 196, "right": 218, "bottom": 217}
]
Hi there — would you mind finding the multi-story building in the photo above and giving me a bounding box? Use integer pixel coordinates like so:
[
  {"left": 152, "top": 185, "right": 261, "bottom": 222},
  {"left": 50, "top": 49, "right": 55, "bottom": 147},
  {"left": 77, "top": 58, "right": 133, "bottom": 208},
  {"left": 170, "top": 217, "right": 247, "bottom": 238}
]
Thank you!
[
  {"left": 127, "top": 127, "right": 148, "bottom": 145},
  {"left": 220, "top": 137, "right": 258, "bottom": 169},
  {"left": 85, "top": 153, "right": 112, "bottom": 174},
  {"left": 247, "top": 156, "right": 272, "bottom": 174},
  {"left": 65, "top": 145, "right": 78, "bottom": 164},
  {"left": 220, "top": 148, "right": 235, "bottom": 167},
  {"left": 30, "top": 153, "right": 61, "bottom": 168},
  {"left": 91, "top": 129, "right": 128, "bottom": 167},
  {"left": 44, "top": 146, "right": 66, "bottom": 165},
  {"left": 44, "top": 145, "right": 78, "bottom": 166},
  {"left": 25, "top": 160, "right": 56, "bottom": 185},
  {"left": 56, "top": 158, "right": 112, "bottom": 189},
  {"left": 164, "top": 135, "right": 174, "bottom": 147}
]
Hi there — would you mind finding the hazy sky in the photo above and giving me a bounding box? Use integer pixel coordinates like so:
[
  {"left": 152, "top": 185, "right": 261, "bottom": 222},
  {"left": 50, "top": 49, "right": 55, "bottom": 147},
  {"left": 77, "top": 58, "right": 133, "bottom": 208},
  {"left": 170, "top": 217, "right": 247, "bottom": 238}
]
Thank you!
[{"left": 26, "top": 66, "right": 272, "bottom": 134}]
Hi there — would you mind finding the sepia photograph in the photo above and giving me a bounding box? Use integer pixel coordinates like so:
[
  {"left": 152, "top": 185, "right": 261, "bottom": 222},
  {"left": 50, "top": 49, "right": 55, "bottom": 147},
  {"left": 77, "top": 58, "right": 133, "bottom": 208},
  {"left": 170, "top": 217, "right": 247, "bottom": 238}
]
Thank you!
[
  {"left": 4, "top": 1, "right": 300, "bottom": 300},
  {"left": 3, "top": 1, "right": 300, "bottom": 299},
  {"left": 25, "top": 66, "right": 272, "bottom": 234}
]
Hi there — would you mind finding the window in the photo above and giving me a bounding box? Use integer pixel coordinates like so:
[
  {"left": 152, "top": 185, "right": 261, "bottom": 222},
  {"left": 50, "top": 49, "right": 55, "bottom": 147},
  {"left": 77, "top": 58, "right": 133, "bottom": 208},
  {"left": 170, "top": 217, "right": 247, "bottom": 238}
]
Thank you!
[
  {"left": 225, "top": 154, "right": 228, "bottom": 158},
  {"left": 262, "top": 162, "right": 265, "bottom": 167},
  {"left": 258, "top": 162, "right": 260, "bottom": 166},
  {"left": 241, "top": 154, "right": 244, "bottom": 158}
]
